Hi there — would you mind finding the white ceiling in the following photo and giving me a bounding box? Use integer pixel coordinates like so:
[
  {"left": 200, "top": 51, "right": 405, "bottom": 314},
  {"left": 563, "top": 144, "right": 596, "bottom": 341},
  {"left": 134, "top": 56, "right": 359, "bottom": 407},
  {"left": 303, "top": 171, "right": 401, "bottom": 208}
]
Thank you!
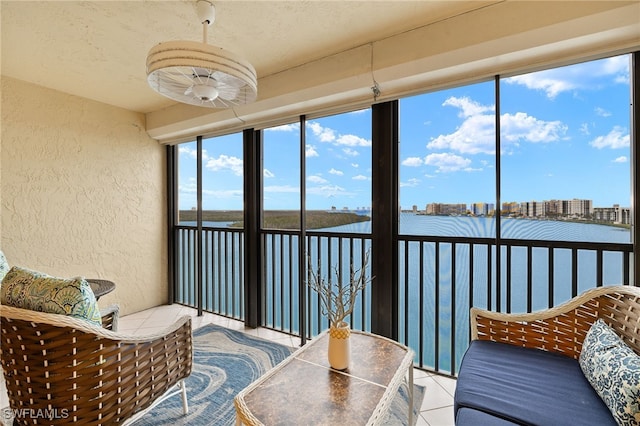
[{"left": 1, "top": 1, "right": 499, "bottom": 114}]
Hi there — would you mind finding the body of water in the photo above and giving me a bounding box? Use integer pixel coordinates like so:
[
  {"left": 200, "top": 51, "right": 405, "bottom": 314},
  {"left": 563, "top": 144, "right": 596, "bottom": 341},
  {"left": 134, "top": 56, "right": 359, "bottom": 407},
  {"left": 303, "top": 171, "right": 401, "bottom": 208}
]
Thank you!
[{"left": 179, "top": 213, "right": 631, "bottom": 373}]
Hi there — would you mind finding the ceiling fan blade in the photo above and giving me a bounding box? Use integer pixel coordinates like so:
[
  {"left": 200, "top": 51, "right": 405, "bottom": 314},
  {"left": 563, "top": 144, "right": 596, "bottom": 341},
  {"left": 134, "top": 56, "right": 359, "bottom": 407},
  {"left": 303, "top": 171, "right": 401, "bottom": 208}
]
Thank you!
[
  {"left": 211, "top": 70, "right": 245, "bottom": 88},
  {"left": 217, "top": 84, "right": 240, "bottom": 101}
]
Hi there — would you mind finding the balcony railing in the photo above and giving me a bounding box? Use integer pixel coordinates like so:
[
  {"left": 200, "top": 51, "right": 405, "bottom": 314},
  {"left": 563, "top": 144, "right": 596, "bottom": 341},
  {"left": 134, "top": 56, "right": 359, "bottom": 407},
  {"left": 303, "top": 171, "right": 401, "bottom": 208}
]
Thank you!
[{"left": 175, "top": 225, "right": 633, "bottom": 376}]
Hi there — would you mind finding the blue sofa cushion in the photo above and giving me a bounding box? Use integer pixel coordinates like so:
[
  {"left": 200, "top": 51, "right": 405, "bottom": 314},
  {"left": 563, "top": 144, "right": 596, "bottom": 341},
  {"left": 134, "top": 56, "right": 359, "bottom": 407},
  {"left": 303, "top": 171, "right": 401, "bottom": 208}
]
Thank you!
[
  {"left": 456, "top": 407, "right": 520, "bottom": 426},
  {"left": 454, "top": 340, "right": 616, "bottom": 426}
]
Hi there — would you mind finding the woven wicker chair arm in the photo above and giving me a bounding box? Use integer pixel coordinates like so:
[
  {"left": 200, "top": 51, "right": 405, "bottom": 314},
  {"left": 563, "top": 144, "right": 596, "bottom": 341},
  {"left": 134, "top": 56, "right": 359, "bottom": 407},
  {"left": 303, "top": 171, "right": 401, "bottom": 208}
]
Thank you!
[
  {"left": 0, "top": 304, "right": 191, "bottom": 342},
  {"left": 470, "top": 285, "right": 640, "bottom": 359},
  {"left": 100, "top": 303, "right": 120, "bottom": 331}
]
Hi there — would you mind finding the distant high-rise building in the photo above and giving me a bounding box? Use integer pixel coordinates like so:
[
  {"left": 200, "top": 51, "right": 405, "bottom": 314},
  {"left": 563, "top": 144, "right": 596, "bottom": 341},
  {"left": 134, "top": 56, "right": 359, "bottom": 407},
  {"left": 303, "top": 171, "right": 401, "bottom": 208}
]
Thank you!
[
  {"left": 426, "top": 203, "right": 467, "bottom": 215},
  {"left": 544, "top": 199, "right": 564, "bottom": 216},
  {"left": 593, "top": 204, "right": 630, "bottom": 224},
  {"left": 502, "top": 202, "right": 519, "bottom": 216},
  {"left": 568, "top": 199, "right": 593, "bottom": 217},
  {"left": 520, "top": 201, "right": 544, "bottom": 217},
  {"left": 470, "top": 202, "right": 494, "bottom": 216}
]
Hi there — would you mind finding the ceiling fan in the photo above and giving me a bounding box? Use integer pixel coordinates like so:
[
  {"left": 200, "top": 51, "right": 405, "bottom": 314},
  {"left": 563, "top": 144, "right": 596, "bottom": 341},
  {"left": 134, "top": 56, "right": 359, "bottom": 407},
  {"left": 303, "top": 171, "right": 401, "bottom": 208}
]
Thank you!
[{"left": 146, "top": 0, "right": 257, "bottom": 108}]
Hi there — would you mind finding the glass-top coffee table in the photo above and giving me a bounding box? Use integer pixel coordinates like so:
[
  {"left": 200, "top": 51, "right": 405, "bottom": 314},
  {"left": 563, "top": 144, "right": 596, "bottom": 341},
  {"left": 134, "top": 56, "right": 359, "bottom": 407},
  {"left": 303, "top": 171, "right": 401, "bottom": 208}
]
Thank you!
[{"left": 234, "top": 330, "right": 414, "bottom": 426}]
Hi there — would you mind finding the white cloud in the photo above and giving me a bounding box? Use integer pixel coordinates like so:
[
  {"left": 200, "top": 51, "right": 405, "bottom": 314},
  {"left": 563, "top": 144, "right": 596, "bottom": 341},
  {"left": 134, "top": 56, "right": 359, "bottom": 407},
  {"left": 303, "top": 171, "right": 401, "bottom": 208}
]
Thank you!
[
  {"left": 307, "top": 121, "right": 371, "bottom": 147},
  {"left": 505, "top": 73, "right": 575, "bottom": 99},
  {"left": 306, "top": 144, "right": 319, "bottom": 157},
  {"left": 601, "top": 55, "right": 629, "bottom": 74},
  {"left": 307, "top": 122, "right": 336, "bottom": 143},
  {"left": 179, "top": 182, "right": 196, "bottom": 194},
  {"left": 505, "top": 56, "right": 629, "bottom": 98},
  {"left": 402, "top": 157, "right": 424, "bottom": 167},
  {"left": 337, "top": 134, "right": 371, "bottom": 147},
  {"left": 205, "top": 154, "right": 243, "bottom": 176},
  {"left": 595, "top": 107, "right": 611, "bottom": 117},
  {"left": 179, "top": 146, "right": 197, "bottom": 158},
  {"left": 264, "top": 169, "right": 275, "bottom": 178},
  {"left": 400, "top": 178, "right": 421, "bottom": 187},
  {"left": 352, "top": 175, "right": 368, "bottom": 180},
  {"left": 501, "top": 112, "right": 567, "bottom": 144},
  {"left": 424, "top": 153, "right": 472, "bottom": 173},
  {"left": 307, "top": 184, "right": 352, "bottom": 198},
  {"left": 329, "top": 168, "right": 344, "bottom": 176},
  {"left": 351, "top": 163, "right": 359, "bottom": 168},
  {"left": 590, "top": 126, "right": 629, "bottom": 149},
  {"left": 428, "top": 97, "right": 567, "bottom": 155},
  {"left": 613, "top": 156, "right": 628, "bottom": 163},
  {"left": 580, "top": 123, "right": 590, "bottom": 136},
  {"left": 263, "top": 185, "right": 299, "bottom": 193},
  {"left": 266, "top": 123, "right": 300, "bottom": 132},
  {"left": 601, "top": 56, "right": 630, "bottom": 84},
  {"left": 442, "top": 96, "right": 494, "bottom": 118},
  {"left": 342, "top": 147, "right": 359, "bottom": 156},
  {"left": 427, "top": 113, "right": 495, "bottom": 154},
  {"left": 179, "top": 146, "right": 209, "bottom": 160},
  {"left": 308, "top": 175, "right": 328, "bottom": 184},
  {"left": 202, "top": 189, "right": 243, "bottom": 198}
]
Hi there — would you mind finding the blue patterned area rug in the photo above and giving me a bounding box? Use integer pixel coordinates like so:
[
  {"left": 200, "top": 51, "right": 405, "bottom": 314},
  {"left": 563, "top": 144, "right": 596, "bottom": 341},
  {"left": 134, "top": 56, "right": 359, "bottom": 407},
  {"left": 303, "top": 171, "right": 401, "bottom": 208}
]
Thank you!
[{"left": 136, "top": 324, "right": 425, "bottom": 425}]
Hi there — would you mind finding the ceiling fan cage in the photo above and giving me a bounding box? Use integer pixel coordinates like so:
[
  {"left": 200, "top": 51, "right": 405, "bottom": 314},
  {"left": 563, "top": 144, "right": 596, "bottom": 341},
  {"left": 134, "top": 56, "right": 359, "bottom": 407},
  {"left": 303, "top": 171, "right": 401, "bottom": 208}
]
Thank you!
[{"left": 146, "top": 1, "right": 257, "bottom": 108}]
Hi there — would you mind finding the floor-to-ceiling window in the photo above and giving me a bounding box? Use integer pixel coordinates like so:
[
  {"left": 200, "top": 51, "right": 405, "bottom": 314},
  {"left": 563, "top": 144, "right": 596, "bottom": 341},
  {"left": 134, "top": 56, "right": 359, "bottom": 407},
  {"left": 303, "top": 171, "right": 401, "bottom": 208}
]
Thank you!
[
  {"left": 174, "top": 133, "right": 245, "bottom": 318},
  {"left": 174, "top": 140, "right": 197, "bottom": 307},
  {"left": 200, "top": 134, "right": 245, "bottom": 317},
  {"left": 395, "top": 52, "right": 633, "bottom": 374},
  {"left": 499, "top": 55, "right": 632, "bottom": 311},
  {"left": 398, "top": 81, "right": 496, "bottom": 373},
  {"left": 171, "top": 51, "right": 636, "bottom": 376},
  {"left": 304, "top": 110, "right": 374, "bottom": 335},
  {"left": 261, "top": 121, "right": 302, "bottom": 332},
  {"left": 259, "top": 111, "right": 374, "bottom": 336}
]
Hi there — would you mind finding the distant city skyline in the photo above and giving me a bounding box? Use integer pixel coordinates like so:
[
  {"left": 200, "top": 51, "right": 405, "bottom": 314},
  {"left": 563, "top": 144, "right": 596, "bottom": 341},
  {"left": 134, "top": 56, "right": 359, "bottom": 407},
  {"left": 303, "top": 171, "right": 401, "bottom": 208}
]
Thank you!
[{"left": 178, "top": 54, "right": 631, "bottom": 213}]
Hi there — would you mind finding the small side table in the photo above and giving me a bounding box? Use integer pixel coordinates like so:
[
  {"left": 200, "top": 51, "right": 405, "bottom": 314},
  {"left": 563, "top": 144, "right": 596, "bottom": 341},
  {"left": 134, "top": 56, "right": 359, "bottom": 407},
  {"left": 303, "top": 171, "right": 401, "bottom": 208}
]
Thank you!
[
  {"left": 235, "top": 330, "right": 414, "bottom": 425},
  {"left": 87, "top": 279, "right": 116, "bottom": 300}
]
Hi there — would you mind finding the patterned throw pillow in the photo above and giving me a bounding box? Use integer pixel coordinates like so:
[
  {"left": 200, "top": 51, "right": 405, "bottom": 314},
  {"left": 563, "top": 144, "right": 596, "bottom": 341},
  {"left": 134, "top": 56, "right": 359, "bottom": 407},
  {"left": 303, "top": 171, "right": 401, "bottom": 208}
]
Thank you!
[
  {"left": 0, "top": 250, "right": 9, "bottom": 282},
  {"left": 0, "top": 266, "right": 102, "bottom": 326},
  {"left": 579, "top": 319, "right": 640, "bottom": 426}
]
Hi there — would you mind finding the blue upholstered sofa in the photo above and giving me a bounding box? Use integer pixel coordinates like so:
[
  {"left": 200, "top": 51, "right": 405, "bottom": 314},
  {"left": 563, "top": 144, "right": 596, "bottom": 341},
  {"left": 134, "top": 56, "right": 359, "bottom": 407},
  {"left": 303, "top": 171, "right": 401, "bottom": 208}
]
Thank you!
[{"left": 454, "top": 286, "right": 640, "bottom": 426}]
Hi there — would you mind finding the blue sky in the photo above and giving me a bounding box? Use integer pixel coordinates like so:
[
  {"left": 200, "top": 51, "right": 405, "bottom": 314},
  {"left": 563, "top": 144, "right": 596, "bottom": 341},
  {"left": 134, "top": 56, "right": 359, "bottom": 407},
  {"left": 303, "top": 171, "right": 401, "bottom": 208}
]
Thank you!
[{"left": 179, "top": 54, "right": 631, "bottom": 211}]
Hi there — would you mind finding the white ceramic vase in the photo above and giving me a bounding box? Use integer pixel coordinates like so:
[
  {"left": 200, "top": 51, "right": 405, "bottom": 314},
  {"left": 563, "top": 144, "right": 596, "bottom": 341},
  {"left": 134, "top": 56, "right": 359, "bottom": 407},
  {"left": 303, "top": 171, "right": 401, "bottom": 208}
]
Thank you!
[{"left": 328, "top": 321, "right": 351, "bottom": 370}]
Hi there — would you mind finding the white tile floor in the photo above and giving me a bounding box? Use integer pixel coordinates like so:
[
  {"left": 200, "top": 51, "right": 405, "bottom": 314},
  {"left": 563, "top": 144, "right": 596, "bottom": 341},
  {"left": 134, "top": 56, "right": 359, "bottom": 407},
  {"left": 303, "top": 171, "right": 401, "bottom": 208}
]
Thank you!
[{"left": 1, "top": 304, "right": 457, "bottom": 426}]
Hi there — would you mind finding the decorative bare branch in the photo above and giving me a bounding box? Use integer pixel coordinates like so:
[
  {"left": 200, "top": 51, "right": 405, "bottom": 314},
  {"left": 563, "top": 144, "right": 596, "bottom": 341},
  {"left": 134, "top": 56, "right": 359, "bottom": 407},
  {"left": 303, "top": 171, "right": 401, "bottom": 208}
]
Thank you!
[{"left": 307, "top": 249, "right": 374, "bottom": 328}]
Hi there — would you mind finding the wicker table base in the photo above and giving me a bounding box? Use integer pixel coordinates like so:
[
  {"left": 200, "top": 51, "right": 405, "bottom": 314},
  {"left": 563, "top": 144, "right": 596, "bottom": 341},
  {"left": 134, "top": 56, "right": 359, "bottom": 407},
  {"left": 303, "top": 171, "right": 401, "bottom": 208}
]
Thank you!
[{"left": 234, "top": 330, "right": 414, "bottom": 426}]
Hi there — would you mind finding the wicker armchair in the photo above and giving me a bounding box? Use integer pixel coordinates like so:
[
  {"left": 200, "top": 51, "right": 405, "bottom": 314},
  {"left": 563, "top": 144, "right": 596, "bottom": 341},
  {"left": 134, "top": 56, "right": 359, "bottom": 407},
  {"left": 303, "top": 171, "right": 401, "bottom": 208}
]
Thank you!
[
  {"left": 0, "top": 304, "right": 193, "bottom": 425},
  {"left": 471, "top": 285, "right": 640, "bottom": 359},
  {"left": 99, "top": 304, "right": 120, "bottom": 331}
]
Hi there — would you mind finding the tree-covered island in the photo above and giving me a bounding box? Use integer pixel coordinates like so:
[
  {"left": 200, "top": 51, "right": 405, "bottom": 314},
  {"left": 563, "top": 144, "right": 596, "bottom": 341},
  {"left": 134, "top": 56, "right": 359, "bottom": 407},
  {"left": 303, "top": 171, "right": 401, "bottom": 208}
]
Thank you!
[{"left": 179, "top": 210, "right": 370, "bottom": 230}]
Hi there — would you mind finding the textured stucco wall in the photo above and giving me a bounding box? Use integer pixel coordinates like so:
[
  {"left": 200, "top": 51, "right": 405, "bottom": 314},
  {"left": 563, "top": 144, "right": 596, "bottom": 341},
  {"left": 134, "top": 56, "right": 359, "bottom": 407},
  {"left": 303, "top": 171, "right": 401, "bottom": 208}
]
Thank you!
[{"left": 1, "top": 77, "right": 167, "bottom": 315}]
